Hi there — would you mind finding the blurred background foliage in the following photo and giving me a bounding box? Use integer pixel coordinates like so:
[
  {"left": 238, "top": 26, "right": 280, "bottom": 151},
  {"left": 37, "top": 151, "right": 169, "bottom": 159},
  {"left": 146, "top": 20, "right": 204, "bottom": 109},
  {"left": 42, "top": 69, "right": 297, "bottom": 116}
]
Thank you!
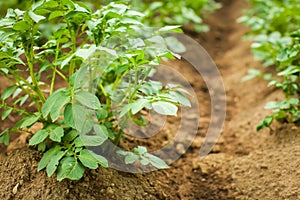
[
  {"left": 0, "top": 0, "right": 220, "bottom": 32},
  {"left": 0, "top": 0, "right": 31, "bottom": 16}
]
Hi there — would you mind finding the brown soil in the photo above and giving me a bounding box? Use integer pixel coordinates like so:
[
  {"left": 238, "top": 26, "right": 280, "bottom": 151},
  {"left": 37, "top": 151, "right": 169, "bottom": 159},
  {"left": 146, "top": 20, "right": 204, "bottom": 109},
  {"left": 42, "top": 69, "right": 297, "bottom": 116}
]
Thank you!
[{"left": 0, "top": 0, "right": 299, "bottom": 199}]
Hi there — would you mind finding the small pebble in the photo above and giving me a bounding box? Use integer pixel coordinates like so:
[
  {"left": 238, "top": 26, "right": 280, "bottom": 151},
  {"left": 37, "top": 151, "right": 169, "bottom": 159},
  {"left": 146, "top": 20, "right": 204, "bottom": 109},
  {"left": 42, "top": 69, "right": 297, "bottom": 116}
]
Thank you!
[
  {"left": 12, "top": 183, "right": 19, "bottom": 194},
  {"left": 176, "top": 143, "right": 185, "bottom": 155},
  {"left": 260, "top": 164, "right": 268, "bottom": 169}
]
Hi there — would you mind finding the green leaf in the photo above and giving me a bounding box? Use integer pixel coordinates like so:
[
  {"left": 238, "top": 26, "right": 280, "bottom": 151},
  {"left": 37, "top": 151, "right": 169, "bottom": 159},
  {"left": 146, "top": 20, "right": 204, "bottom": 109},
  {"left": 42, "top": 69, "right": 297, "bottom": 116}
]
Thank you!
[
  {"left": 257, "top": 116, "right": 273, "bottom": 131},
  {"left": 42, "top": 88, "right": 70, "bottom": 121},
  {"left": 146, "top": 153, "right": 169, "bottom": 169},
  {"left": 63, "top": 130, "right": 78, "bottom": 142},
  {"left": 72, "top": 103, "right": 94, "bottom": 134},
  {"left": 131, "top": 115, "right": 146, "bottom": 126},
  {"left": 256, "top": 120, "right": 265, "bottom": 131},
  {"left": 13, "top": 21, "right": 31, "bottom": 31},
  {"left": 73, "top": 65, "right": 88, "bottom": 89},
  {"left": 38, "top": 0, "right": 59, "bottom": 9},
  {"left": 74, "top": 90, "right": 101, "bottom": 110},
  {"left": 78, "top": 149, "right": 98, "bottom": 169},
  {"left": 119, "top": 104, "right": 132, "bottom": 118},
  {"left": 133, "top": 146, "right": 147, "bottom": 155},
  {"left": 0, "top": 129, "right": 10, "bottom": 146},
  {"left": 75, "top": 1, "right": 91, "bottom": 13},
  {"left": 126, "top": 10, "right": 145, "bottom": 17},
  {"left": 147, "top": 36, "right": 165, "bottom": 45},
  {"left": 278, "top": 66, "right": 300, "bottom": 76},
  {"left": 28, "top": 10, "right": 46, "bottom": 23},
  {"left": 96, "top": 109, "right": 108, "bottom": 121},
  {"left": 49, "top": 126, "right": 64, "bottom": 142},
  {"left": 75, "top": 45, "right": 96, "bottom": 60},
  {"left": 158, "top": 26, "right": 182, "bottom": 33},
  {"left": 90, "top": 151, "right": 108, "bottom": 168},
  {"left": 74, "top": 134, "right": 107, "bottom": 147},
  {"left": 29, "top": 129, "right": 48, "bottom": 146},
  {"left": 152, "top": 101, "right": 178, "bottom": 116},
  {"left": 263, "top": 116, "right": 273, "bottom": 126},
  {"left": 125, "top": 153, "right": 139, "bottom": 164},
  {"left": 42, "top": 88, "right": 64, "bottom": 117},
  {"left": 1, "top": 85, "right": 17, "bottom": 100},
  {"left": 241, "top": 69, "right": 261, "bottom": 82},
  {"left": 57, "top": 157, "right": 85, "bottom": 181},
  {"left": 170, "top": 91, "right": 191, "bottom": 107},
  {"left": 46, "top": 151, "right": 66, "bottom": 177},
  {"left": 38, "top": 141, "right": 46, "bottom": 152},
  {"left": 287, "top": 98, "right": 299, "bottom": 105},
  {"left": 64, "top": 103, "right": 75, "bottom": 128},
  {"left": 182, "top": 7, "right": 202, "bottom": 23},
  {"left": 117, "top": 150, "right": 128, "bottom": 156},
  {"left": 93, "top": 124, "right": 108, "bottom": 141},
  {"left": 18, "top": 95, "right": 29, "bottom": 106},
  {"left": 20, "top": 114, "right": 40, "bottom": 128},
  {"left": 140, "top": 157, "right": 150, "bottom": 165},
  {"left": 131, "top": 99, "right": 149, "bottom": 115},
  {"left": 61, "top": 54, "right": 74, "bottom": 68},
  {"left": 264, "top": 101, "right": 277, "bottom": 109},
  {"left": 0, "top": 68, "right": 9, "bottom": 74},
  {"left": 1, "top": 108, "right": 13, "bottom": 120},
  {"left": 49, "top": 11, "right": 64, "bottom": 20},
  {"left": 165, "top": 36, "right": 186, "bottom": 53},
  {"left": 105, "top": 128, "right": 115, "bottom": 140},
  {"left": 50, "top": 97, "right": 70, "bottom": 122}
]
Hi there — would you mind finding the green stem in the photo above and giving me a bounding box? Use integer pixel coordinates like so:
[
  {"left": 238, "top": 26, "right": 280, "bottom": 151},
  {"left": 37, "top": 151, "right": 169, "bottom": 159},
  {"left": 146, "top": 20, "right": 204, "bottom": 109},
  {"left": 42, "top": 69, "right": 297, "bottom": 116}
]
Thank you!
[
  {"left": 4, "top": 71, "right": 41, "bottom": 110},
  {"left": 68, "top": 23, "right": 77, "bottom": 77},
  {"left": 112, "top": 70, "right": 129, "bottom": 91},
  {"left": 98, "top": 82, "right": 111, "bottom": 108},
  {"left": 23, "top": 27, "right": 46, "bottom": 106},
  {"left": 129, "top": 64, "right": 140, "bottom": 103},
  {"left": 1, "top": 101, "right": 30, "bottom": 116},
  {"left": 113, "top": 130, "right": 123, "bottom": 145},
  {"left": 50, "top": 36, "right": 62, "bottom": 94},
  {"left": 50, "top": 68, "right": 57, "bottom": 95},
  {"left": 53, "top": 68, "right": 67, "bottom": 81},
  {"left": 98, "top": 82, "right": 107, "bottom": 97},
  {"left": 27, "top": 55, "right": 46, "bottom": 103}
]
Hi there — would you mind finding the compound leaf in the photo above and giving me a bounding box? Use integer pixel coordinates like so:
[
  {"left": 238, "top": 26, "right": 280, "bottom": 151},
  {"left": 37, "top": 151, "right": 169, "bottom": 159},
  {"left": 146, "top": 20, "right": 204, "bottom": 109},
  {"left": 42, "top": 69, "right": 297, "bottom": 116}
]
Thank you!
[
  {"left": 49, "top": 126, "right": 64, "bottom": 142},
  {"left": 57, "top": 157, "right": 85, "bottom": 181},
  {"left": 29, "top": 129, "right": 48, "bottom": 146},
  {"left": 146, "top": 153, "right": 169, "bottom": 169},
  {"left": 74, "top": 90, "right": 101, "bottom": 110},
  {"left": 38, "top": 145, "right": 61, "bottom": 171},
  {"left": 152, "top": 101, "right": 178, "bottom": 116},
  {"left": 78, "top": 149, "right": 98, "bottom": 169},
  {"left": 46, "top": 150, "right": 66, "bottom": 177}
]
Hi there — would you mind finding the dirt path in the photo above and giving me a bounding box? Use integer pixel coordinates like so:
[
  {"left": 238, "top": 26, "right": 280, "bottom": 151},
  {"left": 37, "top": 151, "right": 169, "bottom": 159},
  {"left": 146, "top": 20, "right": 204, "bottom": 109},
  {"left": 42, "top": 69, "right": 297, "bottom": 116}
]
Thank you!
[
  {"left": 201, "top": 0, "right": 300, "bottom": 199},
  {"left": 0, "top": 0, "right": 299, "bottom": 199}
]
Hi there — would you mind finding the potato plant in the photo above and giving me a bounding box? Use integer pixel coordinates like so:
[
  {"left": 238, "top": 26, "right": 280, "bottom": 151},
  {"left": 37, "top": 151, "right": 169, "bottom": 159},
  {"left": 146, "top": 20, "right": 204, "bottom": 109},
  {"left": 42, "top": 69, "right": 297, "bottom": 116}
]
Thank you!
[
  {"left": 0, "top": 0, "right": 191, "bottom": 180},
  {"left": 88, "top": 0, "right": 221, "bottom": 33},
  {"left": 239, "top": 0, "right": 300, "bottom": 130},
  {"left": 131, "top": 0, "right": 221, "bottom": 33}
]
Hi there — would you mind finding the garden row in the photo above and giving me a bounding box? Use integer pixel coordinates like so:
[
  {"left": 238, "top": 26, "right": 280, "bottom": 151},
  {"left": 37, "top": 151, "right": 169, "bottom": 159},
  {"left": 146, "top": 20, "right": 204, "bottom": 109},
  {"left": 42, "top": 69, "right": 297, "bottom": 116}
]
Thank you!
[{"left": 240, "top": 0, "right": 300, "bottom": 130}]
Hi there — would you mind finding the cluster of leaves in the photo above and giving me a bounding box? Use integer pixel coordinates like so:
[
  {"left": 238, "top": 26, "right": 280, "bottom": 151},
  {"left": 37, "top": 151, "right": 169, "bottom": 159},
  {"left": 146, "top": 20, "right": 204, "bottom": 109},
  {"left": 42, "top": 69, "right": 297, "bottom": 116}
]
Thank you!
[
  {"left": 133, "top": 0, "right": 221, "bottom": 33},
  {"left": 0, "top": 0, "right": 222, "bottom": 32},
  {"left": 239, "top": 0, "right": 300, "bottom": 130},
  {"left": 0, "top": 0, "right": 191, "bottom": 180},
  {"left": 0, "top": 0, "right": 30, "bottom": 17},
  {"left": 87, "top": 0, "right": 221, "bottom": 33}
]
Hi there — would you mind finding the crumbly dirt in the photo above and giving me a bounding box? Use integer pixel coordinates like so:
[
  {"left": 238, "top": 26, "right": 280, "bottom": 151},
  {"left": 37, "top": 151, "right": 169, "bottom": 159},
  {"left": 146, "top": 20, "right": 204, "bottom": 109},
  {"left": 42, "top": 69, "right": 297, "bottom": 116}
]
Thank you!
[{"left": 0, "top": 0, "right": 299, "bottom": 199}]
